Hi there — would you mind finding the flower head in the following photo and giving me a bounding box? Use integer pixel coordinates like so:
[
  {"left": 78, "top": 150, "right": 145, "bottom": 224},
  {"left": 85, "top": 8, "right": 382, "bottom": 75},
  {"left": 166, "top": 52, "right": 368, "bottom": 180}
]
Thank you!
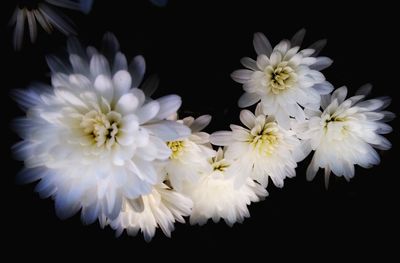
[
  {"left": 109, "top": 182, "right": 192, "bottom": 242},
  {"left": 231, "top": 29, "right": 333, "bottom": 128},
  {"left": 12, "top": 33, "right": 190, "bottom": 223},
  {"left": 210, "top": 104, "right": 303, "bottom": 188},
  {"left": 296, "top": 85, "right": 394, "bottom": 187},
  {"left": 163, "top": 115, "right": 216, "bottom": 191},
  {"left": 183, "top": 148, "right": 267, "bottom": 226}
]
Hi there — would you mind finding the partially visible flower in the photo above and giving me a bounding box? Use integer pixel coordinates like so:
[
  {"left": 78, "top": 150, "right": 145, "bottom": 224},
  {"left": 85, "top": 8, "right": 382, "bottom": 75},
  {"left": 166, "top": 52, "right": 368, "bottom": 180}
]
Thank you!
[
  {"left": 164, "top": 115, "right": 216, "bottom": 191},
  {"left": 109, "top": 181, "right": 192, "bottom": 242},
  {"left": 12, "top": 33, "right": 190, "bottom": 224},
  {"left": 183, "top": 148, "right": 267, "bottom": 226},
  {"left": 210, "top": 104, "right": 304, "bottom": 188},
  {"left": 149, "top": 0, "right": 168, "bottom": 7},
  {"left": 9, "top": 0, "right": 93, "bottom": 50},
  {"left": 231, "top": 29, "right": 333, "bottom": 128},
  {"left": 295, "top": 85, "right": 394, "bottom": 187}
]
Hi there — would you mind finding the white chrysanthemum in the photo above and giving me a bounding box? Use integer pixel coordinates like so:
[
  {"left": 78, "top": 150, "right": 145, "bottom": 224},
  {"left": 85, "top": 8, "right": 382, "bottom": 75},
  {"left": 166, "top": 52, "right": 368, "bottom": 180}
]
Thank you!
[
  {"left": 12, "top": 33, "right": 190, "bottom": 223},
  {"left": 164, "top": 115, "right": 216, "bottom": 191},
  {"left": 109, "top": 182, "right": 192, "bottom": 242},
  {"left": 10, "top": 0, "right": 93, "bottom": 50},
  {"left": 295, "top": 85, "right": 394, "bottom": 187},
  {"left": 182, "top": 148, "right": 267, "bottom": 226},
  {"left": 210, "top": 104, "right": 304, "bottom": 188},
  {"left": 231, "top": 29, "right": 334, "bottom": 128}
]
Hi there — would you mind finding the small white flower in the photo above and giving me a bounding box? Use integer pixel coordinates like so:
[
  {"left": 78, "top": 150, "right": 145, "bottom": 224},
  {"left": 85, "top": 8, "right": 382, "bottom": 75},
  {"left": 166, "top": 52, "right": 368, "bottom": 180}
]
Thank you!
[
  {"left": 296, "top": 85, "right": 394, "bottom": 187},
  {"left": 109, "top": 182, "right": 192, "bottom": 242},
  {"left": 9, "top": 0, "right": 93, "bottom": 50},
  {"left": 210, "top": 104, "right": 303, "bottom": 188},
  {"left": 183, "top": 148, "right": 267, "bottom": 226},
  {"left": 231, "top": 29, "right": 333, "bottom": 128},
  {"left": 164, "top": 115, "right": 216, "bottom": 191},
  {"left": 12, "top": 33, "right": 190, "bottom": 223}
]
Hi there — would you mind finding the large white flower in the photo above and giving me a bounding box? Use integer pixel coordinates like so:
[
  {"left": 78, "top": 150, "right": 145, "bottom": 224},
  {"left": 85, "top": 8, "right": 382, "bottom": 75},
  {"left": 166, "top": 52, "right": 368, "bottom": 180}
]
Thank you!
[
  {"left": 164, "top": 115, "right": 216, "bottom": 191},
  {"left": 12, "top": 33, "right": 190, "bottom": 223},
  {"left": 231, "top": 29, "right": 334, "bottom": 128},
  {"left": 9, "top": 0, "right": 93, "bottom": 50},
  {"left": 210, "top": 104, "right": 304, "bottom": 188},
  {"left": 295, "top": 85, "right": 394, "bottom": 187},
  {"left": 109, "top": 181, "right": 192, "bottom": 242},
  {"left": 183, "top": 148, "right": 267, "bottom": 226}
]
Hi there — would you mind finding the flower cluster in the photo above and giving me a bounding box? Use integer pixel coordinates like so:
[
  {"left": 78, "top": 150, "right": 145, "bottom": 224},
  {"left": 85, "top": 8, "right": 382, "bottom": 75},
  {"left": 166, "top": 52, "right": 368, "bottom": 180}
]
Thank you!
[{"left": 12, "top": 30, "right": 394, "bottom": 241}]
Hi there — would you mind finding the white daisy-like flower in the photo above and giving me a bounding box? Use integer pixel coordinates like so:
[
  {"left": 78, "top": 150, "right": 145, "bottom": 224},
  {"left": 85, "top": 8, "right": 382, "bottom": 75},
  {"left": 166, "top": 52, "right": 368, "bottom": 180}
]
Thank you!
[
  {"left": 164, "top": 115, "right": 216, "bottom": 191},
  {"left": 295, "top": 85, "right": 394, "bottom": 187},
  {"left": 109, "top": 181, "right": 192, "bottom": 242},
  {"left": 210, "top": 104, "right": 304, "bottom": 188},
  {"left": 12, "top": 33, "right": 190, "bottom": 223},
  {"left": 231, "top": 29, "right": 334, "bottom": 128},
  {"left": 9, "top": 0, "right": 93, "bottom": 50},
  {"left": 182, "top": 148, "right": 267, "bottom": 226}
]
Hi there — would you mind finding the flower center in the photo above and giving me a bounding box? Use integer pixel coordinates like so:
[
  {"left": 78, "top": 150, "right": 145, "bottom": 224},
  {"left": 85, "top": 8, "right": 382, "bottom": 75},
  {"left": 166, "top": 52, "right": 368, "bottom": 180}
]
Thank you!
[
  {"left": 81, "top": 110, "right": 121, "bottom": 150},
  {"left": 249, "top": 122, "right": 279, "bottom": 156},
  {"left": 265, "top": 61, "right": 297, "bottom": 94},
  {"left": 167, "top": 140, "right": 185, "bottom": 159},
  {"left": 212, "top": 159, "right": 230, "bottom": 172}
]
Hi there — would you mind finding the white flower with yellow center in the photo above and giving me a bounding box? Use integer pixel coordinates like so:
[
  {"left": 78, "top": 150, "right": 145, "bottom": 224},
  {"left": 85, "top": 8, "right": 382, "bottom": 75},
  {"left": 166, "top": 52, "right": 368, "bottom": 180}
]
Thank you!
[
  {"left": 164, "top": 115, "right": 216, "bottom": 191},
  {"left": 295, "top": 85, "right": 394, "bottom": 187},
  {"left": 182, "top": 148, "right": 267, "bottom": 226},
  {"left": 12, "top": 33, "right": 190, "bottom": 224},
  {"left": 210, "top": 105, "right": 303, "bottom": 188},
  {"left": 231, "top": 29, "right": 333, "bottom": 128},
  {"left": 109, "top": 181, "right": 192, "bottom": 242}
]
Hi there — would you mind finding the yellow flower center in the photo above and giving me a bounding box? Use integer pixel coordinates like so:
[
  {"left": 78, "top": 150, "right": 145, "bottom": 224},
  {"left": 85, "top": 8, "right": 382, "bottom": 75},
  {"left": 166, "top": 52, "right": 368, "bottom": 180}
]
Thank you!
[
  {"left": 249, "top": 122, "right": 279, "bottom": 156},
  {"left": 265, "top": 61, "right": 297, "bottom": 94},
  {"left": 80, "top": 110, "right": 121, "bottom": 149},
  {"left": 167, "top": 140, "right": 185, "bottom": 159},
  {"left": 212, "top": 159, "right": 230, "bottom": 172}
]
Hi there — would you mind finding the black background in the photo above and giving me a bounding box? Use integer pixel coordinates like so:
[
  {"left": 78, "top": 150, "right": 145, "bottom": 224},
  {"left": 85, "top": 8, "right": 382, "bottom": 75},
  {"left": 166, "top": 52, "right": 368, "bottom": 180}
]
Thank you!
[{"left": 1, "top": 0, "right": 399, "bottom": 260}]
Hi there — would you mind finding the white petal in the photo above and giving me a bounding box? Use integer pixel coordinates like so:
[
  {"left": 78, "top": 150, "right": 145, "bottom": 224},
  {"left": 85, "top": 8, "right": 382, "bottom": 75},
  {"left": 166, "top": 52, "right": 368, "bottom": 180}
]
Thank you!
[
  {"left": 94, "top": 75, "right": 114, "bottom": 102},
  {"left": 240, "top": 57, "right": 257, "bottom": 70},
  {"left": 190, "top": 115, "right": 212, "bottom": 132},
  {"left": 210, "top": 131, "right": 233, "bottom": 146},
  {"left": 115, "top": 93, "right": 139, "bottom": 115},
  {"left": 331, "top": 86, "right": 348, "bottom": 104},
  {"left": 238, "top": 92, "right": 260, "bottom": 108},
  {"left": 135, "top": 101, "right": 160, "bottom": 124},
  {"left": 113, "top": 70, "right": 132, "bottom": 99},
  {"left": 90, "top": 54, "right": 110, "bottom": 77},
  {"left": 231, "top": 69, "right": 253, "bottom": 83},
  {"left": 310, "top": 56, "right": 333, "bottom": 70},
  {"left": 155, "top": 95, "right": 181, "bottom": 120},
  {"left": 253, "top": 32, "right": 273, "bottom": 56},
  {"left": 291, "top": 28, "right": 306, "bottom": 47},
  {"left": 129, "top": 55, "right": 146, "bottom": 88},
  {"left": 239, "top": 110, "right": 256, "bottom": 129}
]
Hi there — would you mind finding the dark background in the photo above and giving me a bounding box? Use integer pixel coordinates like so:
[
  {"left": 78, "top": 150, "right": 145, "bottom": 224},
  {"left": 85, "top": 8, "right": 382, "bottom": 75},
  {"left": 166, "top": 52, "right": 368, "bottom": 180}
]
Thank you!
[{"left": 1, "top": 0, "right": 399, "bottom": 259}]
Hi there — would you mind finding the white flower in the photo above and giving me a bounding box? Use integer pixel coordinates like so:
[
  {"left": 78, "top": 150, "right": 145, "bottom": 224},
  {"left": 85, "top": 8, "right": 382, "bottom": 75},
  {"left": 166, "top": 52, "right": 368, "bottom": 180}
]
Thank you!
[
  {"left": 210, "top": 104, "right": 303, "bottom": 188},
  {"left": 164, "top": 115, "right": 216, "bottom": 191},
  {"left": 109, "top": 182, "right": 192, "bottom": 242},
  {"left": 231, "top": 29, "right": 334, "bottom": 128},
  {"left": 295, "top": 85, "right": 394, "bottom": 187},
  {"left": 9, "top": 0, "right": 93, "bottom": 50},
  {"left": 12, "top": 33, "right": 190, "bottom": 223},
  {"left": 183, "top": 148, "right": 267, "bottom": 226}
]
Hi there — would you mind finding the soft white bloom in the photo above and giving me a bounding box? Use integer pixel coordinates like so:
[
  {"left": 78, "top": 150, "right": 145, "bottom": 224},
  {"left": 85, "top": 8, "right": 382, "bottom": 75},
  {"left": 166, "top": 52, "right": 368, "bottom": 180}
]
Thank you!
[
  {"left": 109, "top": 182, "right": 192, "bottom": 242},
  {"left": 183, "top": 148, "right": 267, "bottom": 226},
  {"left": 9, "top": 0, "right": 93, "bottom": 50},
  {"left": 231, "top": 29, "right": 334, "bottom": 128},
  {"left": 164, "top": 115, "right": 216, "bottom": 191},
  {"left": 12, "top": 33, "right": 190, "bottom": 223},
  {"left": 295, "top": 85, "right": 394, "bottom": 187},
  {"left": 210, "top": 104, "right": 303, "bottom": 188}
]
